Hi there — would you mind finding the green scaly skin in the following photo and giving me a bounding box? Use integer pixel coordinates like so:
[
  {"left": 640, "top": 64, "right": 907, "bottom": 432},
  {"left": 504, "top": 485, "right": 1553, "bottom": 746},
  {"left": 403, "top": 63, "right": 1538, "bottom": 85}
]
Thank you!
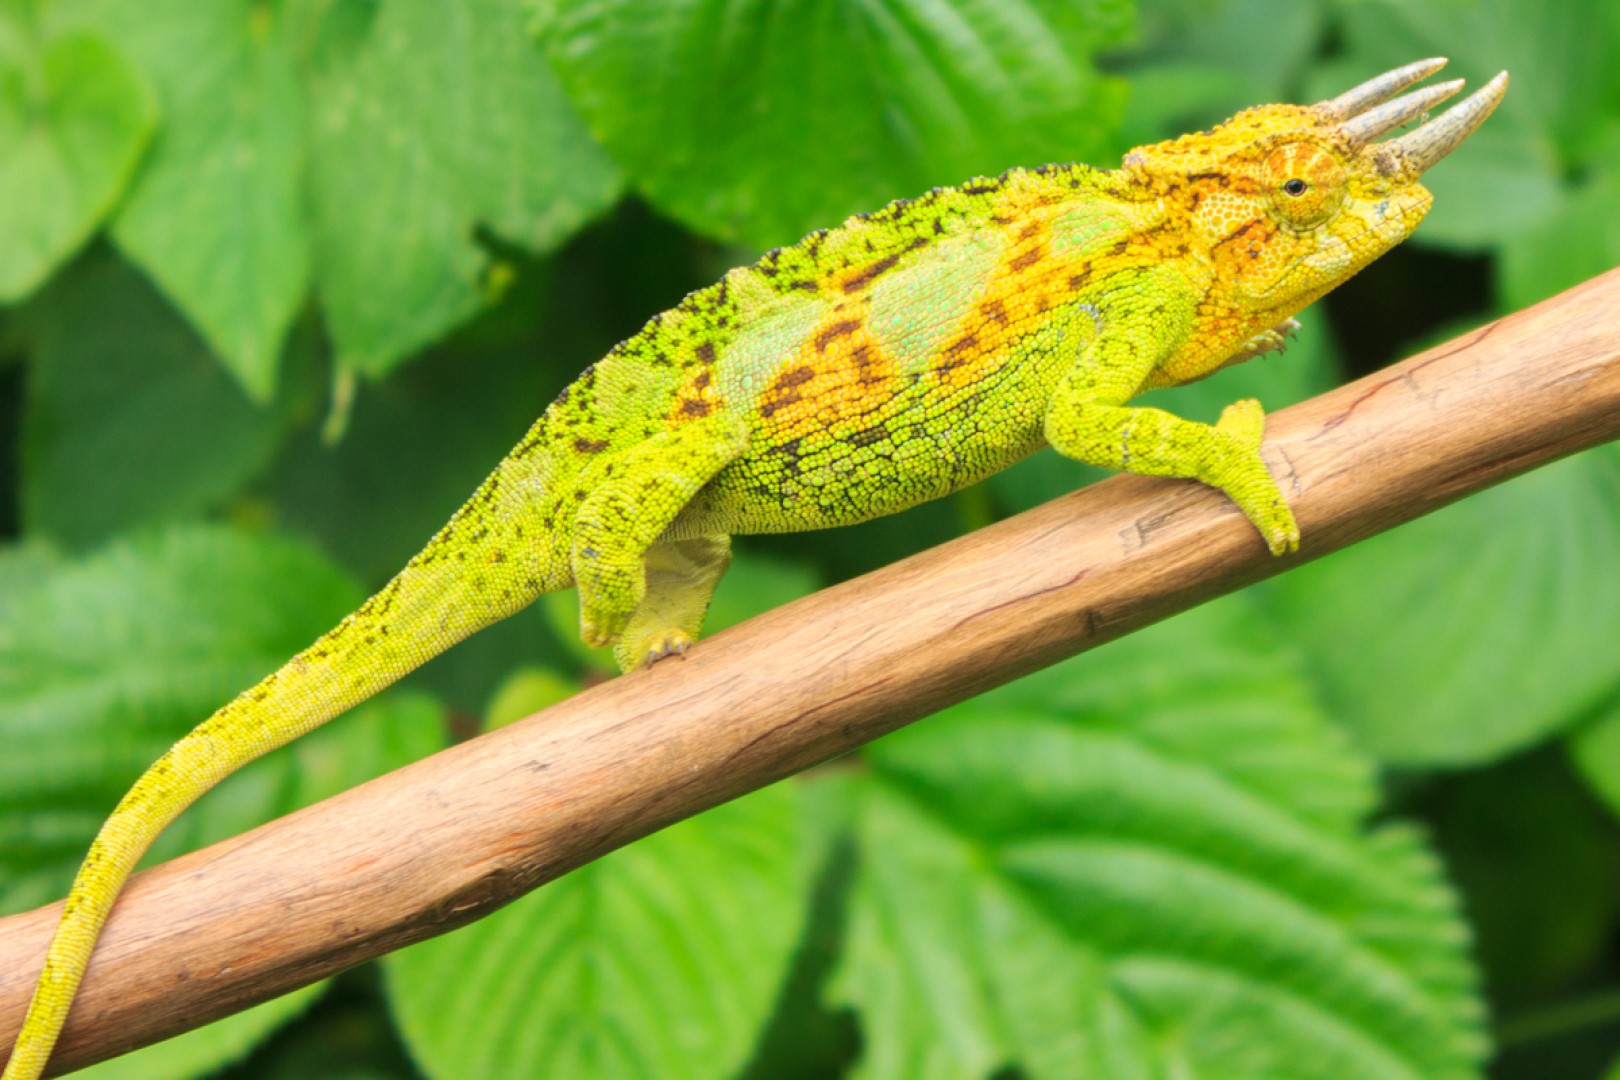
[{"left": 3, "top": 59, "right": 1507, "bottom": 1078}]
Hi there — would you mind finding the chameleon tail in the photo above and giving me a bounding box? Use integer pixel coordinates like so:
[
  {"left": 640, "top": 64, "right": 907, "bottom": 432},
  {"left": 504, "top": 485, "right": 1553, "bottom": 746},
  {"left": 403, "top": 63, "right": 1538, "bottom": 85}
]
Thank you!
[{"left": 2, "top": 455, "right": 558, "bottom": 1080}]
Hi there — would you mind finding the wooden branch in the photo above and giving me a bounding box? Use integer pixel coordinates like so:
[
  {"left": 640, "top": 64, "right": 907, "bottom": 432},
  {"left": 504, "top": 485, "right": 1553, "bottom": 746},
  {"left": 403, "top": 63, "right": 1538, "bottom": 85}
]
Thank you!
[{"left": 5, "top": 269, "right": 1620, "bottom": 1075}]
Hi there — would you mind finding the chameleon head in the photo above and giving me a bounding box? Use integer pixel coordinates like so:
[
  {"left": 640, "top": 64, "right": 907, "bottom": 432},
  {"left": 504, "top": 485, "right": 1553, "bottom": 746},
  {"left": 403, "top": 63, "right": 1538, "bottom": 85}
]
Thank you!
[{"left": 1123, "top": 58, "right": 1508, "bottom": 312}]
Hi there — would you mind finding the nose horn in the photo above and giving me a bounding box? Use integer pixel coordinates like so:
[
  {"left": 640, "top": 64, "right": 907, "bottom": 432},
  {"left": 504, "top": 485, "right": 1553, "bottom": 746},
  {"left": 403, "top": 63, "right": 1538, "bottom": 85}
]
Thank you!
[{"left": 1316, "top": 58, "right": 1450, "bottom": 120}]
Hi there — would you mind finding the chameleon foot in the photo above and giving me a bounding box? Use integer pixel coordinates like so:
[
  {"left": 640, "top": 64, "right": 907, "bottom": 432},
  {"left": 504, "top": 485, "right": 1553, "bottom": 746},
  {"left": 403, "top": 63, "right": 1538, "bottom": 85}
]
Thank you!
[
  {"left": 616, "top": 629, "right": 693, "bottom": 672},
  {"left": 1225, "top": 318, "right": 1301, "bottom": 366},
  {"left": 579, "top": 593, "right": 637, "bottom": 649},
  {"left": 1213, "top": 399, "right": 1299, "bottom": 556}
]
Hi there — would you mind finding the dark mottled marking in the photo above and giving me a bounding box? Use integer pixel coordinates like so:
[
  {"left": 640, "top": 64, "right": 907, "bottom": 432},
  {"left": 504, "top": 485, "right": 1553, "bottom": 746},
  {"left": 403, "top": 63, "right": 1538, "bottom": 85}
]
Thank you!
[
  {"left": 1009, "top": 247, "right": 1043, "bottom": 272},
  {"left": 983, "top": 299, "right": 1010, "bottom": 325},
  {"left": 841, "top": 252, "right": 903, "bottom": 293},
  {"left": 849, "top": 425, "right": 888, "bottom": 447},
  {"left": 814, "top": 318, "right": 862, "bottom": 349},
  {"left": 768, "top": 436, "right": 806, "bottom": 475},
  {"left": 680, "top": 398, "right": 713, "bottom": 418},
  {"left": 694, "top": 370, "right": 712, "bottom": 389},
  {"left": 574, "top": 436, "right": 609, "bottom": 453},
  {"left": 941, "top": 333, "right": 980, "bottom": 371},
  {"left": 774, "top": 366, "right": 816, "bottom": 390},
  {"left": 759, "top": 394, "right": 802, "bottom": 419}
]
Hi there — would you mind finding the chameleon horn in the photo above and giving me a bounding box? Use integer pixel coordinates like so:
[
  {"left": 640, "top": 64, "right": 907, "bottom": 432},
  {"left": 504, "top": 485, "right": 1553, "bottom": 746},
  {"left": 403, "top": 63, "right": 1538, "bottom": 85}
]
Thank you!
[
  {"left": 1381, "top": 71, "right": 1510, "bottom": 174},
  {"left": 1339, "top": 79, "right": 1466, "bottom": 145},
  {"left": 1316, "top": 57, "right": 1449, "bottom": 120}
]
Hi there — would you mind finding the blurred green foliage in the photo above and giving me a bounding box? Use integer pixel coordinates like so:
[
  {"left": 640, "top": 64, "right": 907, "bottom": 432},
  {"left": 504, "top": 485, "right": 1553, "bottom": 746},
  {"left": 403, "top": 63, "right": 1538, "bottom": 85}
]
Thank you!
[{"left": 2, "top": 0, "right": 1619, "bottom": 1077}]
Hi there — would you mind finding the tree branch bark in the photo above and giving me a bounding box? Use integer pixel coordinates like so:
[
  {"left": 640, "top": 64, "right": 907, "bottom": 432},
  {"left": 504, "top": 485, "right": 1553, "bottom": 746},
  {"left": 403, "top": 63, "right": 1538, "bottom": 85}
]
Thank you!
[{"left": 5, "top": 268, "right": 1620, "bottom": 1075}]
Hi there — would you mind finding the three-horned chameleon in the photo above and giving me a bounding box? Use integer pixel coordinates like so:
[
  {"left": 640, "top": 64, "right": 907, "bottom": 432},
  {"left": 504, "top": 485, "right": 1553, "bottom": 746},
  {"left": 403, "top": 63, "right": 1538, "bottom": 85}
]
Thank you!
[{"left": 2, "top": 58, "right": 1506, "bottom": 1079}]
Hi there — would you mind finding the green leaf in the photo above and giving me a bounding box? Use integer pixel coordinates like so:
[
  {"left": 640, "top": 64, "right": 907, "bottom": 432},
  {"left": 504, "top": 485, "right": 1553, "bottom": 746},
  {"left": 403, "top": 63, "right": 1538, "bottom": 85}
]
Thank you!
[
  {"left": 77, "top": 985, "right": 327, "bottom": 1080},
  {"left": 20, "top": 249, "right": 287, "bottom": 546},
  {"left": 0, "top": 524, "right": 447, "bottom": 913},
  {"left": 0, "top": 523, "right": 448, "bottom": 1075},
  {"left": 1423, "top": 750, "right": 1620, "bottom": 1006},
  {"left": 1330, "top": 0, "right": 1620, "bottom": 167},
  {"left": 1498, "top": 125, "right": 1620, "bottom": 310},
  {"left": 305, "top": 0, "right": 620, "bottom": 376},
  {"left": 386, "top": 782, "right": 809, "bottom": 1079},
  {"left": 1114, "top": 0, "right": 1326, "bottom": 151},
  {"left": 1261, "top": 443, "right": 1620, "bottom": 766},
  {"left": 1568, "top": 694, "right": 1620, "bottom": 822},
  {"left": 831, "top": 597, "right": 1486, "bottom": 1080},
  {"left": 50, "top": 0, "right": 310, "bottom": 400},
  {"left": 546, "top": 0, "right": 1132, "bottom": 248},
  {"left": 0, "top": 23, "right": 154, "bottom": 299}
]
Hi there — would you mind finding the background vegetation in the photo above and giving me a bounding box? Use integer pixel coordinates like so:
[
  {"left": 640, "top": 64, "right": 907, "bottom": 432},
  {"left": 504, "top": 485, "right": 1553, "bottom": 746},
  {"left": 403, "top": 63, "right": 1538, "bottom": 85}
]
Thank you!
[{"left": 2, "top": 0, "right": 1619, "bottom": 1076}]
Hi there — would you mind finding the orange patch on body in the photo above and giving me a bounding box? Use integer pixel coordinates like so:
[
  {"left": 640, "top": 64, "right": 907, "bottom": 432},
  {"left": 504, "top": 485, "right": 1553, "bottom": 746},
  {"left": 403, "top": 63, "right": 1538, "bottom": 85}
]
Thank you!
[
  {"left": 930, "top": 207, "right": 1081, "bottom": 390},
  {"left": 757, "top": 305, "right": 900, "bottom": 438}
]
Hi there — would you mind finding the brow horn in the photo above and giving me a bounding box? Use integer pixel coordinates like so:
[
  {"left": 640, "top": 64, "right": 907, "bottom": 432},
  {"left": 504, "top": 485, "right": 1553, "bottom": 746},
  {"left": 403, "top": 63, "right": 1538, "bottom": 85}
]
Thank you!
[
  {"left": 1316, "top": 58, "right": 1450, "bottom": 120},
  {"left": 1339, "top": 78, "right": 1466, "bottom": 145}
]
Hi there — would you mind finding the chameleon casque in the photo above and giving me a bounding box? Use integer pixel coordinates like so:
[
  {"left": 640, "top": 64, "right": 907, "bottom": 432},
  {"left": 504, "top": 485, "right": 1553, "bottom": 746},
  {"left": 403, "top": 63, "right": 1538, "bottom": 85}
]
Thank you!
[{"left": 4, "top": 58, "right": 1505, "bottom": 1077}]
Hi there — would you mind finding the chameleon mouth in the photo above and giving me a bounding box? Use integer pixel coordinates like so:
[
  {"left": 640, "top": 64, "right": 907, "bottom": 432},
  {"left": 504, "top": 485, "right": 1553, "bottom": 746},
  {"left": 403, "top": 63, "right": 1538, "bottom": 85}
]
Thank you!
[{"left": 1317, "top": 59, "right": 1510, "bottom": 177}]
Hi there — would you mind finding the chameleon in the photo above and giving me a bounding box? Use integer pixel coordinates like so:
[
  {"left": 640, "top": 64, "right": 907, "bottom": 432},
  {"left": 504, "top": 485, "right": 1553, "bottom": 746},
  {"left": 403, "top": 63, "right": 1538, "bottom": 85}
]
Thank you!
[{"left": 2, "top": 58, "right": 1505, "bottom": 1078}]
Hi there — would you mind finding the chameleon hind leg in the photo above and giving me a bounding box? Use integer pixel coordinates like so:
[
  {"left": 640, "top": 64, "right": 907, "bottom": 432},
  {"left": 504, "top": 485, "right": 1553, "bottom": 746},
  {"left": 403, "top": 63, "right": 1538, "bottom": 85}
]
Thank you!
[
  {"left": 613, "top": 535, "right": 732, "bottom": 671},
  {"left": 570, "top": 413, "right": 747, "bottom": 662}
]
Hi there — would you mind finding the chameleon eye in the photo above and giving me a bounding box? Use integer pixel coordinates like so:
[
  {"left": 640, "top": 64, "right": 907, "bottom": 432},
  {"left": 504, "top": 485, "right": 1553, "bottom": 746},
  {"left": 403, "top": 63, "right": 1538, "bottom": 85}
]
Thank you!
[{"left": 1283, "top": 178, "right": 1309, "bottom": 196}]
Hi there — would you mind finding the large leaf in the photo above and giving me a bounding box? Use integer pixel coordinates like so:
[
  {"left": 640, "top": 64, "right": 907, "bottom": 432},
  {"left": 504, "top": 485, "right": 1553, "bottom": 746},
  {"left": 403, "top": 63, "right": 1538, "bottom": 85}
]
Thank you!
[
  {"left": 51, "top": 0, "right": 309, "bottom": 400},
  {"left": 1419, "top": 751, "right": 1620, "bottom": 1007},
  {"left": 1498, "top": 126, "right": 1620, "bottom": 310},
  {"left": 20, "top": 249, "right": 287, "bottom": 546},
  {"left": 1113, "top": 0, "right": 1326, "bottom": 152},
  {"left": 0, "top": 526, "right": 447, "bottom": 911},
  {"left": 546, "top": 0, "right": 1132, "bottom": 248},
  {"left": 0, "top": 20, "right": 154, "bottom": 300},
  {"left": 0, "top": 526, "right": 447, "bottom": 1076},
  {"left": 77, "top": 986, "right": 327, "bottom": 1080},
  {"left": 305, "top": 0, "right": 621, "bottom": 377},
  {"left": 832, "top": 597, "right": 1486, "bottom": 1080},
  {"left": 1568, "top": 696, "right": 1620, "bottom": 823},
  {"left": 386, "top": 782, "right": 809, "bottom": 1079},
  {"left": 1260, "top": 443, "right": 1620, "bottom": 766},
  {"left": 1330, "top": 0, "right": 1620, "bottom": 166}
]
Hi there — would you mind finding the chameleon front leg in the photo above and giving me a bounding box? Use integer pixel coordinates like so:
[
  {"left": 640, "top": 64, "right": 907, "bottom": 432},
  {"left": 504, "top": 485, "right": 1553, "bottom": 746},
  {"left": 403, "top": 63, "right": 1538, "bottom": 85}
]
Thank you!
[
  {"left": 570, "top": 413, "right": 747, "bottom": 661},
  {"left": 1224, "top": 316, "right": 1301, "bottom": 366},
  {"left": 1043, "top": 311, "right": 1300, "bottom": 555},
  {"left": 613, "top": 535, "right": 732, "bottom": 671}
]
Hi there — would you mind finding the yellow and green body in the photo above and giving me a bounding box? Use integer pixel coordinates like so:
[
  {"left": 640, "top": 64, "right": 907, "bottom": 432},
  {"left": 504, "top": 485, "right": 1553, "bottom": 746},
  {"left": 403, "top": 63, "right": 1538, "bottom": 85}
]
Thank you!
[{"left": 2, "top": 59, "right": 1506, "bottom": 1079}]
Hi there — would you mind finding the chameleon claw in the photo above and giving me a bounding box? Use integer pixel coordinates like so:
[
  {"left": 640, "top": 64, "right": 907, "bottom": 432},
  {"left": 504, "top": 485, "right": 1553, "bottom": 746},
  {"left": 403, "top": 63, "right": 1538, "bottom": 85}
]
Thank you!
[
  {"left": 645, "top": 633, "right": 692, "bottom": 665},
  {"left": 616, "top": 630, "right": 693, "bottom": 672}
]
